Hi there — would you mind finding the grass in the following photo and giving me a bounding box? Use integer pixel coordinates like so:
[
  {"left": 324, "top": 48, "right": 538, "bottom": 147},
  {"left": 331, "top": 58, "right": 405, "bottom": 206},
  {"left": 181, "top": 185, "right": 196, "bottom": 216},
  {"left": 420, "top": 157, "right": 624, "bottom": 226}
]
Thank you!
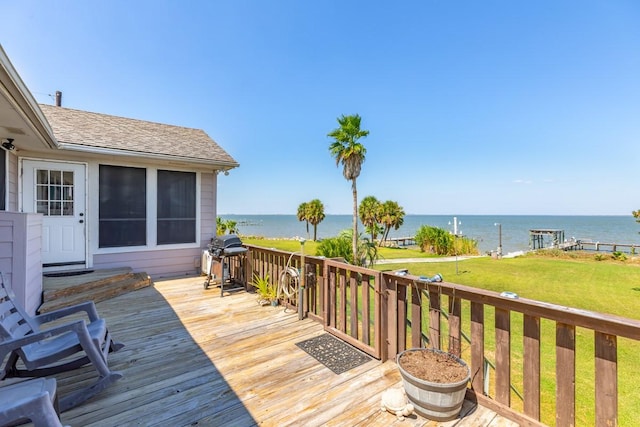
[
  {"left": 241, "top": 237, "right": 436, "bottom": 260},
  {"left": 244, "top": 238, "right": 640, "bottom": 425}
]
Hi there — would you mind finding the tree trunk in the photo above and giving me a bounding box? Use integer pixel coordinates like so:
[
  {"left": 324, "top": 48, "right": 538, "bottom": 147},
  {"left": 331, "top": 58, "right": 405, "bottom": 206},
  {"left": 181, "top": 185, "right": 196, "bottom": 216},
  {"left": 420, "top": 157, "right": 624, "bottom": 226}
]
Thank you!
[
  {"left": 352, "top": 178, "right": 358, "bottom": 264},
  {"left": 306, "top": 221, "right": 310, "bottom": 239},
  {"left": 313, "top": 224, "right": 318, "bottom": 241}
]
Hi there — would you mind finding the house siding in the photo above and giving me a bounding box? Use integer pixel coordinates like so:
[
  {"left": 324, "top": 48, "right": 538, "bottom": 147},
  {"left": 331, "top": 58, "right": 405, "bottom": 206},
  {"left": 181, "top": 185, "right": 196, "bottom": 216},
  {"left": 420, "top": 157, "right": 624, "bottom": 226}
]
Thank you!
[
  {"left": 93, "top": 247, "right": 204, "bottom": 279},
  {"left": 0, "top": 212, "right": 42, "bottom": 314},
  {"left": 7, "top": 151, "right": 18, "bottom": 211},
  {"left": 201, "top": 172, "right": 216, "bottom": 243}
]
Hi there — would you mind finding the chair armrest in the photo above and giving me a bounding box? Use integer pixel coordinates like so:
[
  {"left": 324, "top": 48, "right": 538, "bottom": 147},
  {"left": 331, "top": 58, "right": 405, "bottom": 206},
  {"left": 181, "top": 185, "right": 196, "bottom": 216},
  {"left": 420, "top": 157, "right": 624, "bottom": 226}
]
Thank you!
[
  {"left": 1, "top": 320, "right": 88, "bottom": 353},
  {"left": 0, "top": 320, "right": 89, "bottom": 379},
  {"left": 33, "top": 301, "right": 100, "bottom": 325}
]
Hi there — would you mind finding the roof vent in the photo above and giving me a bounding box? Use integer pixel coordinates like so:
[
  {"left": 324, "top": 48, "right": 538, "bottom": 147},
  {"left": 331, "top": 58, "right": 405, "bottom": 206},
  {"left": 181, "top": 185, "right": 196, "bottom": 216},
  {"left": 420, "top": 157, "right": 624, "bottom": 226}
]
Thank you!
[{"left": 55, "top": 91, "right": 62, "bottom": 107}]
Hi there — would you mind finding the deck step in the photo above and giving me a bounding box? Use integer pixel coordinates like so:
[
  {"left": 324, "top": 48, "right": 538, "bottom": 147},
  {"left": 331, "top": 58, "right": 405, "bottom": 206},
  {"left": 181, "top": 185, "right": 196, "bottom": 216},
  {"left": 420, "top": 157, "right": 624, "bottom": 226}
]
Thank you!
[
  {"left": 43, "top": 267, "right": 134, "bottom": 301},
  {"left": 39, "top": 270, "right": 152, "bottom": 313}
]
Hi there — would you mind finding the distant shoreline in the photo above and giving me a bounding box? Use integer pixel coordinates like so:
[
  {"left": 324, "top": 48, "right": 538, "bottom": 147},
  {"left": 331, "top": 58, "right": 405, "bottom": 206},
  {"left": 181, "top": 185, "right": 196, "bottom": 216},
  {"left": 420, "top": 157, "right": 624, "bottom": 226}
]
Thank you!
[{"left": 221, "top": 214, "right": 640, "bottom": 255}]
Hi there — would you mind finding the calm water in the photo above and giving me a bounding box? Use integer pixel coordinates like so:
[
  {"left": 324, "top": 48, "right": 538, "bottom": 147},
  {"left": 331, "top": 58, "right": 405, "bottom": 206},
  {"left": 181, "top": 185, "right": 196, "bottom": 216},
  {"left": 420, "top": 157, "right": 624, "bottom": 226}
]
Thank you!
[{"left": 220, "top": 214, "right": 640, "bottom": 255}]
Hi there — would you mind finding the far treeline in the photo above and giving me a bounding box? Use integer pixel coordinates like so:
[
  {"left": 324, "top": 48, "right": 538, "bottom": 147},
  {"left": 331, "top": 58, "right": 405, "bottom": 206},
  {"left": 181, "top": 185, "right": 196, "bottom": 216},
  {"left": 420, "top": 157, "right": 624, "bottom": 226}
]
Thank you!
[{"left": 296, "top": 195, "right": 479, "bottom": 263}]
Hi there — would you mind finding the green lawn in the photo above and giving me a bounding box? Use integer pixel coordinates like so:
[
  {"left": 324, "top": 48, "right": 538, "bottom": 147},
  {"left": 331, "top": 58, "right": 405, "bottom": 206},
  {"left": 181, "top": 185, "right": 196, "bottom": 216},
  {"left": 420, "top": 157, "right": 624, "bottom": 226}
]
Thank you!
[{"left": 241, "top": 237, "right": 434, "bottom": 260}]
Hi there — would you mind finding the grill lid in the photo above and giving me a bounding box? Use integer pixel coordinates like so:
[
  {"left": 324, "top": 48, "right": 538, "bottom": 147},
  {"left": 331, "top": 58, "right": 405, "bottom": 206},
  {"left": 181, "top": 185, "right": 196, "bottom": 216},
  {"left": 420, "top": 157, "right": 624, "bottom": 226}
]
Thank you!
[{"left": 209, "top": 234, "right": 243, "bottom": 249}]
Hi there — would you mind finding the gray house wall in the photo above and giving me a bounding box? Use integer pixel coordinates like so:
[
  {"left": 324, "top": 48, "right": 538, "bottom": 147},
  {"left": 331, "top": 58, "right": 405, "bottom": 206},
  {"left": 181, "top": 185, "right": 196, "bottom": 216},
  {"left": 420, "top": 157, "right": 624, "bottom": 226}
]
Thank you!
[
  {"left": 92, "top": 170, "right": 217, "bottom": 279},
  {"left": 201, "top": 172, "right": 216, "bottom": 243},
  {"left": 0, "top": 211, "right": 43, "bottom": 315}
]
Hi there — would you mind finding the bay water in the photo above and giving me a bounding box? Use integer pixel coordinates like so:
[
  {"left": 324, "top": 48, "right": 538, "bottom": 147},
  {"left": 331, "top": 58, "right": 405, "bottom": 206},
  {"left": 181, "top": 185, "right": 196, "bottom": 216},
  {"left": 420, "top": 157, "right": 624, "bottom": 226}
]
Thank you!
[{"left": 221, "top": 214, "right": 640, "bottom": 255}]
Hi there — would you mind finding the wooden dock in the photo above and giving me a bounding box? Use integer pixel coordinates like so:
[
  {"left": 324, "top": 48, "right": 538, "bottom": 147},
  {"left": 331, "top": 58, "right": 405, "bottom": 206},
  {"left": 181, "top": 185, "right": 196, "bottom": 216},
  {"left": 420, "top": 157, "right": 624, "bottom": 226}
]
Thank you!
[
  {"left": 575, "top": 240, "right": 640, "bottom": 253},
  {"left": 34, "top": 275, "right": 517, "bottom": 426},
  {"left": 382, "top": 236, "right": 416, "bottom": 247}
]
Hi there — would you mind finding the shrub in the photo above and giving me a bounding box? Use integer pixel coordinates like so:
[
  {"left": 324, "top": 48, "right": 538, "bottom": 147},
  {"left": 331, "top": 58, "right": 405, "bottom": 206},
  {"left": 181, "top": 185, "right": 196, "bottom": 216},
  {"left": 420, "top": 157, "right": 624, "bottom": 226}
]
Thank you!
[
  {"left": 414, "top": 225, "right": 479, "bottom": 256},
  {"left": 315, "top": 229, "right": 378, "bottom": 266},
  {"left": 316, "top": 234, "right": 353, "bottom": 263},
  {"left": 612, "top": 251, "right": 627, "bottom": 261}
]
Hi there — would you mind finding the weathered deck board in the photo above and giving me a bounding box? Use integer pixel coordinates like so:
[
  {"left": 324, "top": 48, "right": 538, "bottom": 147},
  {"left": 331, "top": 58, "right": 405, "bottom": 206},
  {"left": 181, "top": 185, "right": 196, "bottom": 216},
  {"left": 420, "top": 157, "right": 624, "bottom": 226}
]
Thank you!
[{"left": 46, "top": 275, "right": 519, "bottom": 426}]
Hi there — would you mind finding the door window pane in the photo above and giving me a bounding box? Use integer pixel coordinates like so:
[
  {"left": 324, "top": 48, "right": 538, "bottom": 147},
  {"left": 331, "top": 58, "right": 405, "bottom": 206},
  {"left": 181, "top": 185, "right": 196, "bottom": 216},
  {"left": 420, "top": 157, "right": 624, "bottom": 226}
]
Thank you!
[
  {"left": 35, "top": 169, "right": 74, "bottom": 216},
  {"left": 157, "top": 170, "right": 196, "bottom": 244},
  {"left": 99, "top": 165, "right": 146, "bottom": 248}
]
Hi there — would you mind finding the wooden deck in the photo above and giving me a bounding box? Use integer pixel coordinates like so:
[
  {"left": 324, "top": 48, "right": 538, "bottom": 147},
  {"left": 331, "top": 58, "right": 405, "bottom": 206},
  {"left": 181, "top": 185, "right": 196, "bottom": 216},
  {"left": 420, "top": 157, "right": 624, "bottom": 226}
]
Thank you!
[{"left": 48, "top": 275, "right": 518, "bottom": 426}]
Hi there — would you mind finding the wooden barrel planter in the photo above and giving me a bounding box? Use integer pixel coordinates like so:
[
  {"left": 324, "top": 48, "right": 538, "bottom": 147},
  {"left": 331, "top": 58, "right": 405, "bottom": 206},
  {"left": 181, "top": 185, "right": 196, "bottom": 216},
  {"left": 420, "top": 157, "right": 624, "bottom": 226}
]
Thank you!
[{"left": 397, "top": 348, "right": 470, "bottom": 421}]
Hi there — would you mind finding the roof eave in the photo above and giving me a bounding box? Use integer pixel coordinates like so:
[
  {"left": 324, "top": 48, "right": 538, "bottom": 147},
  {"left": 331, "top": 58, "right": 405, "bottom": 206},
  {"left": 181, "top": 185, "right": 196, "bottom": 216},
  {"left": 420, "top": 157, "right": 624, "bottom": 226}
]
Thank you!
[
  {"left": 56, "top": 142, "right": 239, "bottom": 170},
  {"left": 0, "top": 45, "right": 58, "bottom": 149}
]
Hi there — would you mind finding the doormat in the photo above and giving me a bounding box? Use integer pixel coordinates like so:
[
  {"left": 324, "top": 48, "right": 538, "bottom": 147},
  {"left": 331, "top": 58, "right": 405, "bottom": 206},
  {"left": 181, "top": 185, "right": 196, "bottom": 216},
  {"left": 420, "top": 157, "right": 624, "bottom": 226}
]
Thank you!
[
  {"left": 295, "top": 333, "right": 372, "bottom": 374},
  {"left": 44, "top": 270, "right": 94, "bottom": 278}
]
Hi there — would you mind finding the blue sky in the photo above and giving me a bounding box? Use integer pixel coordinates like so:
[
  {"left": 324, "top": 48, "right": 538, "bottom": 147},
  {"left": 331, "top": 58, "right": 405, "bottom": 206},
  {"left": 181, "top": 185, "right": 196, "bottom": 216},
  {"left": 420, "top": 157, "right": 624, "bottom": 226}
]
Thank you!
[{"left": 3, "top": 1, "right": 639, "bottom": 215}]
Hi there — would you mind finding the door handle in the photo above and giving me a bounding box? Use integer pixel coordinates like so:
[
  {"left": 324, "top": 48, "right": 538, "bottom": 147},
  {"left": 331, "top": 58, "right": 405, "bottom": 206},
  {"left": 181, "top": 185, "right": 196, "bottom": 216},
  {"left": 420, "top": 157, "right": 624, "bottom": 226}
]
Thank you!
[{"left": 79, "top": 219, "right": 84, "bottom": 224}]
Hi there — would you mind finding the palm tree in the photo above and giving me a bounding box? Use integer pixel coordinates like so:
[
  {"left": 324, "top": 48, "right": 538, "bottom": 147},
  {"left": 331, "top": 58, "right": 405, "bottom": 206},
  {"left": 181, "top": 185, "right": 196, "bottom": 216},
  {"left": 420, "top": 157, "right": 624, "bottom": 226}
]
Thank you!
[
  {"left": 380, "top": 200, "right": 405, "bottom": 244},
  {"left": 359, "top": 195, "right": 382, "bottom": 243},
  {"left": 216, "top": 217, "right": 227, "bottom": 235},
  {"left": 226, "top": 220, "right": 238, "bottom": 235},
  {"left": 306, "top": 199, "right": 326, "bottom": 241},
  {"left": 297, "top": 202, "right": 309, "bottom": 239},
  {"left": 328, "top": 114, "right": 370, "bottom": 262}
]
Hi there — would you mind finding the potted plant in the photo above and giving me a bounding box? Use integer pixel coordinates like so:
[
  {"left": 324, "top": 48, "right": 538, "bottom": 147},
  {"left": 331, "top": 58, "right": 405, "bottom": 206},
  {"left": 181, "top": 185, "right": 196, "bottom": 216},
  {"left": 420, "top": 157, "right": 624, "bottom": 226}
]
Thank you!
[
  {"left": 396, "top": 347, "right": 470, "bottom": 421},
  {"left": 253, "top": 273, "right": 278, "bottom": 306}
]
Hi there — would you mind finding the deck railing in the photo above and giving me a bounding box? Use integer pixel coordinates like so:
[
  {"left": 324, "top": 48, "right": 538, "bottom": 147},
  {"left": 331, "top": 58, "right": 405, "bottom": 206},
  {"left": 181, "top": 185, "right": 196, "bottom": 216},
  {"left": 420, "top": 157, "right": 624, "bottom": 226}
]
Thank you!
[{"left": 242, "top": 244, "right": 640, "bottom": 426}]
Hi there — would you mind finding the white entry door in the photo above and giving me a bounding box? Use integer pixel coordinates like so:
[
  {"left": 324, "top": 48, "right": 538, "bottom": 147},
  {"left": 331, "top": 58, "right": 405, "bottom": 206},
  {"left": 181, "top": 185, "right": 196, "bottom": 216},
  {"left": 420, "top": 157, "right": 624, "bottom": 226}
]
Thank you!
[{"left": 22, "top": 160, "right": 86, "bottom": 267}]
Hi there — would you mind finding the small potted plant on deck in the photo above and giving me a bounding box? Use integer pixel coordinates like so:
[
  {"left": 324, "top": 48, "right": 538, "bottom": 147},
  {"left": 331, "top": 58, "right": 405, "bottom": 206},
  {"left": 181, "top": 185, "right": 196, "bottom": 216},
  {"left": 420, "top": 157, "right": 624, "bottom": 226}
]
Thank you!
[
  {"left": 396, "top": 347, "right": 470, "bottom": 421},
  {"left": 253, "top": 273, "right": 278, "bottom": 306}
]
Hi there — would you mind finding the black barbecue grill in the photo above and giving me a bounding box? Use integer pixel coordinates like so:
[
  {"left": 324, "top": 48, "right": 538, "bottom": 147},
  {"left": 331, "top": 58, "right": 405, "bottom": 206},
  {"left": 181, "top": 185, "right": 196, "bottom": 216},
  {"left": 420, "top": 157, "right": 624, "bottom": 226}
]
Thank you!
[{"left": 204, "top": 234, "right": 248, "bottom": 296}]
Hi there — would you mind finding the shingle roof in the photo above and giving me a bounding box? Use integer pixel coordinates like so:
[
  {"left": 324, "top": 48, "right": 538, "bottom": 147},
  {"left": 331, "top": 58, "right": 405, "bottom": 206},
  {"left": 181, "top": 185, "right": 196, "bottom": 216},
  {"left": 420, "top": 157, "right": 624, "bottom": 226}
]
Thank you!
[{"left": 39, "top": 104, "right": 238, "bottom": 167}]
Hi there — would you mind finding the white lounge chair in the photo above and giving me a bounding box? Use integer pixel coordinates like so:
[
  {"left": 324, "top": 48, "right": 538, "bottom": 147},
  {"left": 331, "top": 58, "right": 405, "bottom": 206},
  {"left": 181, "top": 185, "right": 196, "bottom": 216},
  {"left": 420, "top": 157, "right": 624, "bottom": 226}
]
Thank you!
[{"left": 0, "top": 378, "right": 67, "bottom": 427}]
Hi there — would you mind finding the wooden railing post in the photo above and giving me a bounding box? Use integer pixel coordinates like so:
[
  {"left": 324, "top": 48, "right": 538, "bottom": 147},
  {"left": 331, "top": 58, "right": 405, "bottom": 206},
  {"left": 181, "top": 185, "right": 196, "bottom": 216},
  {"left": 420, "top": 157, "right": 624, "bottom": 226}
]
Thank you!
[
  {"left": 470, "top": 301, "right": 485, "bottom": 394},
  {"left": 386, "top": 276, "right": 398, "bottom": 359},
  {"left": 349, "top": 272, "right": 358, "bottom": 339},
  {"left": 595, "top": 332, "right": 617, "bottom": 426},
  {"left": 556, "top": 323, "right": 576, "bottom": 427},
  {"left": 448, "top": 295, "right": 462, "bottom": 357},
  {"left": 495, "top": 308, "right": 511, "bottom": 406},
  {"left": 379, "top": 272, "right": 389, "bottom": 361},
  {"left": 523, "top": 315, "right": 541, "bottom": 420},
  {"left": 397, "top": 280, "right": 407, "bottom": 352},
  {"left": 429, "top": 289, "right": 441, "bottom": 350},
  {"left": 322, "top": 261, "right": 330, "bottom": 328},
  {"left": 410, "top": 284, "right": 422, "bottom": 348}
]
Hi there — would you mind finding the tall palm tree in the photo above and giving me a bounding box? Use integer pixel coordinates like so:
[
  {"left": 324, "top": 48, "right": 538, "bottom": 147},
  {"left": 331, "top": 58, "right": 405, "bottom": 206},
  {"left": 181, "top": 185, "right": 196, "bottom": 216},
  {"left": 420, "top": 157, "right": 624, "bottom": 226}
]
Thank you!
[
  {"left": 297, "top": 202, "right": 309, "bottom": 239},
  {"left": 359, "top": 195, "right": 382, "bottom": 243},
  {"left": 306, "top": 199, "right": 326, "bottom": 241},
  {"left": 328, "top": 114, "right": 370, "bottom": 262},
  {"left": 380, "top": 200, "right": 405, "bottom": 244}
]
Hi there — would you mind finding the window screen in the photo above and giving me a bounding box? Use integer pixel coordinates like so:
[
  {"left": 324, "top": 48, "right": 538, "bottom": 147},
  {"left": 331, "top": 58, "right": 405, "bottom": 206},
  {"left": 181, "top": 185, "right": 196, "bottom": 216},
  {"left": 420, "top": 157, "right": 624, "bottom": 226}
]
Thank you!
[
  {"left": 157, "top": 170, "right": 196, "bottom": 244},
  {"left": 99, "top": 165, "right": 146, "bottom": 248}
]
